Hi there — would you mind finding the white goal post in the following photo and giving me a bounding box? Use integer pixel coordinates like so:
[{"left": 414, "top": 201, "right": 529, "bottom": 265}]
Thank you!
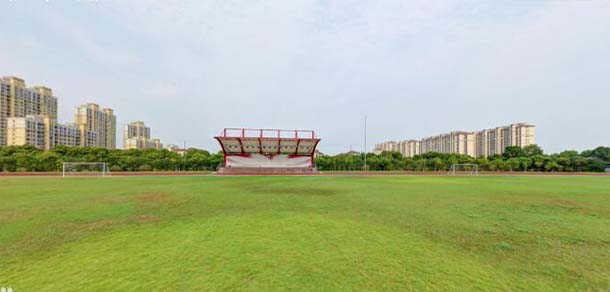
[
  {"left": 449, "top": 163, "right": 479, "bottom": 176},
  {"left": 62, "top": 162, "right": 111, "bottom": 177}
]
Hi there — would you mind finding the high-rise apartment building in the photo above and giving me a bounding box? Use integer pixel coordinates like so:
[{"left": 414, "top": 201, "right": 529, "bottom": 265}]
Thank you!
[
  {"left": 374, "top": 141, "right": 397, "bottom": 154},
  {"left": 6, "top": 116, "right": 46, "bottom": 149},
  {"left": 407, "top": 140, "right": 421, "bottom": 157},
  {"left": 123, "top": 121, "right": 163, "bottom": 150},
  {"left": 420, "top": 131, "right": 476, "bottom": 157},
  {"left": 397, "top": 140, "right": 407, "bottom": 157},
  {"left": 376, "top": 123, "right": 536, "bottom": 158},
  {"left": 475, "top": 123, "right": 535, "bottom": 158},
  {"left": 124, "top": 121, "right": 150, "bottom": 141},
  {"left": 151, "top": 138, "right": 162, "bottom": 150},
  {"left": 0, "top": 76, "right": 58, "bottom": 146},
  {"left": 397, "top": 140, "right": 421, "bottom": 157},
  {"left": 31, "top": 86, "right": 58, "bottom": 121},
  {"left": 6, "top": 115, "right": 81, "bottom": 150},
  {"left": 0, "top": 80, "right": 10, "bottom": 146},
  {"left": 2, "top": 76, "right": 117, "bottom": 150},
  {"left": 51, "top": 122, "right": 81, "bottom": 148},
  {"left": 74, "top": 103, "right": 116, "bottom": 148}
]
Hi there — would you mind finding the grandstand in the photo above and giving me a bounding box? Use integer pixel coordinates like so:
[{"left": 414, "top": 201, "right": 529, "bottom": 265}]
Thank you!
[{"left": 214, "top": 128, "right": 321, "bottom": 174}]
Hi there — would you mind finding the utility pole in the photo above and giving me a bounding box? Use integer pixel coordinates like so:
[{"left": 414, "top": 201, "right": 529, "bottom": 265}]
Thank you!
[
  {"left": 183, "top": 140, "right": 186, "bottom": 171},
  {"left": 364, "top": 115, "right": 367, "bottom": 172}
]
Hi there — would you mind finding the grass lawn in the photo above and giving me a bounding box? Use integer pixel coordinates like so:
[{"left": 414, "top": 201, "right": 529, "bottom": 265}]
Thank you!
[{"left": 1, "top": 175, "right": 609, "bottom": 291}]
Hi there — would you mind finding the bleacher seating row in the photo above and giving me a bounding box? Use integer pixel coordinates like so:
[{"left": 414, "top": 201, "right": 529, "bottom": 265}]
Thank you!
[{"left": 217, "top": 167, "right": 319, "bottom": 175}]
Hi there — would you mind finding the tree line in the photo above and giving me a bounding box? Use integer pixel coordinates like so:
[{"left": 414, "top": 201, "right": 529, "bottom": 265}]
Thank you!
[
  {"left": 0, "top": 144, "right": 608, "bottom": 172},
  {"left": 315, "top": 145, "right": 610, "bottom": 172},
  {"left": 0, "top": 145, "right": 223, "bottom": 172}
]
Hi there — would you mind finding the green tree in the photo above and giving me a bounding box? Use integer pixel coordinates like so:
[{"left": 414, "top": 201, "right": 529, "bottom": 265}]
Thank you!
[
  {"left": 506, "top": 158, "right": 520, "bottom": 171},
  {"left": 503, "top": 146, "right": 525, "bottom": 159},
  {"left": 1, "top": 144, "right": 608, "bottom": 173},
  {"left": 430, "top": 157, "right": 444, "bottom": 171},
  {"left": 518, "top": 157, "right": 532, "bottom": 171},
  {"left": 585, "top": 157, "right": 607, "bottom": 172},
  {"left": 545, "top": 159, "right": 562, "bottom": 172},
  {"left": 523, "top": 144, "right": 543, "bottom": 156},
  {"left": 582, "top": 147, "right": 610, "bottom": 162}
]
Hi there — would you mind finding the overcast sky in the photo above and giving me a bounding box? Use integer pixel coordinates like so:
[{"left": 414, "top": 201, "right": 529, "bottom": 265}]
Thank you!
[{"left": 1, "top": 1, "right": 608, "bottom": 154}]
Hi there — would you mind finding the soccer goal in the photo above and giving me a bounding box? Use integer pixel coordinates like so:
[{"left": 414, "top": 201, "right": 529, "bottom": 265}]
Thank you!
[
  {"left": 62, "top": 162, "right": 111, "bottom": 177},
  {"left": 449, "top": 163, "right": 479, "bottom": 176}
]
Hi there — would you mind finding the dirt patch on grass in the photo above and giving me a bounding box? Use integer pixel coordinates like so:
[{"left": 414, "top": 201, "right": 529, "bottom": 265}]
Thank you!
[
  {"left": 248, "top": 185, "right": 342, "bottom": 196},
  {"left": 81, "top": 219, "right": 115, "bottom": 231},
  {"left": 131, "top": 214, "right": 159, "bottom": 223},
  {"left": 517, "top": 198, "right": 609, "bottom": 219},
  {"left": 90, "top": 195, "right": 131, "bottom": 205},
  {"left": 135, "top": 192, "right": 178, "bottom": 205},
  {"left": 548, "top": 199, "right": 579, "bottom": 208}
]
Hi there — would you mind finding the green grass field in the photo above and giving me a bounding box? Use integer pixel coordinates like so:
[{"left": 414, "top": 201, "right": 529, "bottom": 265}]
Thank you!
[{"left": 1, "top": 176, "right": 609, "bottom": 291}]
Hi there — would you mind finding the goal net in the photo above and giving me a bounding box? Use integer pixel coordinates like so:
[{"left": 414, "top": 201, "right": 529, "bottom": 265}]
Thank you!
[
  {"left": 62, "top": 162, "right": 111, "bottom": 177},
  {"left": 449, "top": 163, "right": 479, "bottom": 175}
]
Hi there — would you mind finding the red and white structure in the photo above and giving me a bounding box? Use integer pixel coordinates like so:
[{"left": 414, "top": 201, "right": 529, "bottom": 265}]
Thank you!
[{"left": 215, "top": 128, "right": 321, "bottom": 174}]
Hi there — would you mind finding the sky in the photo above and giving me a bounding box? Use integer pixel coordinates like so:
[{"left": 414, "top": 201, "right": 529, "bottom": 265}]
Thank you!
[{"left": 1, "top": 0, "right": 609, "bottom": 154}]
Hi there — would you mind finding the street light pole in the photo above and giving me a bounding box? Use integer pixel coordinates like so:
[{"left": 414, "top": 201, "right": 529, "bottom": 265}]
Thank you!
[{"left": 364, "top": 115, "right": 367, "bottom": 172}]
